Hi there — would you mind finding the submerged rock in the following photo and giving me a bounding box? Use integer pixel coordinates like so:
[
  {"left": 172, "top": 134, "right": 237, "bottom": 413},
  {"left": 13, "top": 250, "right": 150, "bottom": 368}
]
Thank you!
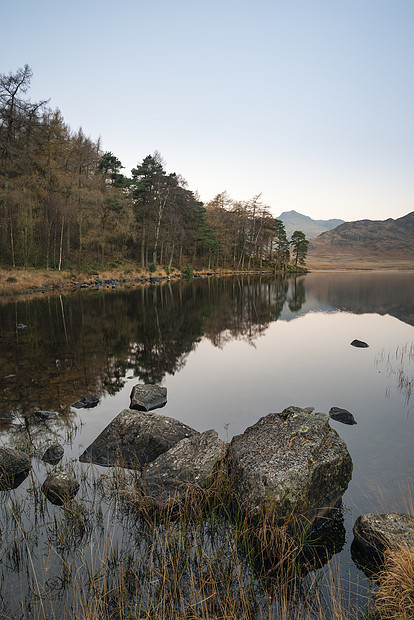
[
  {"left": 34, "top": 410, "right": 59, "bottom": 420},
  {"left": 351, "top": 339, "right": 369, "bottom": 348},
  {"left": 72, "top": 394, "right": 100, "bottom": 409},
  {"left": 303, "top": 406, "right": 315, "bottom": 414},
  {"left": 228, "top": 406, "right": 353, "bottom": 522},
  {"left": 79, "top": 408, "right": 197, "bottom": 468},
  {"left": 140, "top": 430, "right": 228, "bottom": 508},
  {"left": 130, "top": 384, "right": 167, "bottom": 411},
  {"left": 0, "top": 446, "right": 31, "bottom": 486},
  {"left": 353, "top": 513, "right": 414, "bottom": 561},
  {"left": 0, "top": 410, "right": 15, "bottom": 421},
  {"left": 329, "top": 407, "right": 357, "bottom": 425},
  {"left": 42, "top": 472, "right": 79, "bottom": 505},
  {"left": 42, "top": 443, "right": 64, "bottom": 465}
]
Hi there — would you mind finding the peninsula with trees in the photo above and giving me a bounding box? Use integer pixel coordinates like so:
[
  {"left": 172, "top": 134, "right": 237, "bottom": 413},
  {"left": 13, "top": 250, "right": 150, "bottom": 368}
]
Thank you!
[{"left": 0, "top": 65, "right": 308, "bottom": 282}]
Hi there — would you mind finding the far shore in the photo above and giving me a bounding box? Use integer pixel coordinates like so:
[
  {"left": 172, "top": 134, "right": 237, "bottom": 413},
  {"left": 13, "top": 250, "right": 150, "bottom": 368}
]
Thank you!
[{"left": 0, "top": 262, "right": 413, "bottom": 302}]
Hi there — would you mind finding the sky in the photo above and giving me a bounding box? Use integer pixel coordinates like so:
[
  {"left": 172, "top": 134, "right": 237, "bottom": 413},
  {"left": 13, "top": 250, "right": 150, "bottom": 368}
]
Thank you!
[{"left": 1, "top": 0, "right": 413, "bottom": 222}]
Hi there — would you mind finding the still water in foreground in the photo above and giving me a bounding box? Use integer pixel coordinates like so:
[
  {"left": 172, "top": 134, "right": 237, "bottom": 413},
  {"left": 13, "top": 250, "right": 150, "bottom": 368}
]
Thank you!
[{"left": 0, "top": 271, "right": 413, "bottom": 617}]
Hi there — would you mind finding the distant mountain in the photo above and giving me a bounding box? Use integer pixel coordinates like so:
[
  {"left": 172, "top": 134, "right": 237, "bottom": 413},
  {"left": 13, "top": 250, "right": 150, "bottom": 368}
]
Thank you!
[
  {"left": 307, "top": 212, "right": 414, "bottom": 268},
  {"left": 276, "top": 210, "right": 344, "bottom": 239}
]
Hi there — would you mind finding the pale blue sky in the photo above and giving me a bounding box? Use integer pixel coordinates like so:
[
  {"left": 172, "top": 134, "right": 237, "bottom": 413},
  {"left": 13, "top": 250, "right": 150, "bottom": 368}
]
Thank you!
[{"left": 1, "top": 0, "right": 413, "bottom": 221}]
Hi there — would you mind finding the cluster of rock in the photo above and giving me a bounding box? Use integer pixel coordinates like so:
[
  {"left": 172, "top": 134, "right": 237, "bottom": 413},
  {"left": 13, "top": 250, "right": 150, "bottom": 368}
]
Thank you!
[
  {"left": 0, "top": 442, "right": 77, "bottom": 505},
  {"left": 24, "top": 272, "right": 217, "bottom": 297},
  {"left": 80, "top": 390, "right": 354, "bottom": 523},
  {"left": 78, "top": 384, "right": 412, "bottom": 568},
  {"left": 1, "top": 381, "right": 410, "bottom": 569}
]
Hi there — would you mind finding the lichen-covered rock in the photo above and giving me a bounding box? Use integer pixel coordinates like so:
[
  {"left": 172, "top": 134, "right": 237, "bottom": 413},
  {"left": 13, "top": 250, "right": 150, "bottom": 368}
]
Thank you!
[
  {"left": 228, "top": 406, "right": 353, "bottom": 521},
  {"left": 353, "top": 513, "right": 414, "bottom": 560},
  {"left": 130, "top": 384, "right": 167, "bottom": 411},
  {"left": 42, "top": 472, "right": 79, "bottom": 505},
  {"left": 42, "top": 443, "right": 64, "bottom": 465},
  {"left": 79, "top": 408, "right": 198, "bottom": 468},
  {"left": 140, "top": 430, "right": 228, "bottom": 508},
  {"left": 0, "top": 446, "right": 31, "bottom": 487}
]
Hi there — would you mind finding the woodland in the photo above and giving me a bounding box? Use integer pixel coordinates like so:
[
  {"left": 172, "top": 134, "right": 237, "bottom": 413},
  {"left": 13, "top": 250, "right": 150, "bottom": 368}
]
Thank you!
[{"left": 0, "top": 66, "right": 308, "bottom": 273}]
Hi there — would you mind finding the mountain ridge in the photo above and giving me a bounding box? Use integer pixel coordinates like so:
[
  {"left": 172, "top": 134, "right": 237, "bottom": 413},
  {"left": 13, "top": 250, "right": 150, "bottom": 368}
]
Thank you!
[
  {"left": 307, "top": 211, "right": 414, "bottom": 268},
  {"left": 276, "top": 210, "right": 345, "bottom": 239}
]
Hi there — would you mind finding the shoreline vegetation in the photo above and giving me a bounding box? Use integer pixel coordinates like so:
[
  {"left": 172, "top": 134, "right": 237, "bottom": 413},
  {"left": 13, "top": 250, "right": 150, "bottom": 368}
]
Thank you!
[
  {"left": 0, "top": 264, "right": 307, "bottom": 301},
  {"left": 1, "top": 261, "right": 413, "bottom": 301},
  {"left": 0, "top": 449, "right": 411, "bottom": 619}
]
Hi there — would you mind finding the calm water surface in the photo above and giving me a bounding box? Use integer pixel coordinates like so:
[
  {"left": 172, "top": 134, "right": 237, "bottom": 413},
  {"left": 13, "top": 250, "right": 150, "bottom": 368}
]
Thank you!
[{"left": 1, "top": 271, "right": 414, "bottom": 616}]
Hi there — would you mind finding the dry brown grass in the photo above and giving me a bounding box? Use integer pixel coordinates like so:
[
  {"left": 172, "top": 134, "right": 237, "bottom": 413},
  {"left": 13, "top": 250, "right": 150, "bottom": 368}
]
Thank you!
[
  {"left": 372, "top": 543, "right": 414, "bottom": 619},
  {"left": 0, "top": 265, "right": 180, "bottom": 301}
]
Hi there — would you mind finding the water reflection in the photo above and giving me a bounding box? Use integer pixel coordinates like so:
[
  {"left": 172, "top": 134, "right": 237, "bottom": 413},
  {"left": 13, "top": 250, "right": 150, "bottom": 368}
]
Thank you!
[
  {"left": 0, "top": 272, "right": 413, "bottom": 616},
  {"left": 1, "top": 272, "right": 414, "bottom": 426},
  {"left": 304, "top": 271, "right": 414, "bottom": 326},
  {"left": 0, "top": 277, "right": 293, "bottom": 418}
]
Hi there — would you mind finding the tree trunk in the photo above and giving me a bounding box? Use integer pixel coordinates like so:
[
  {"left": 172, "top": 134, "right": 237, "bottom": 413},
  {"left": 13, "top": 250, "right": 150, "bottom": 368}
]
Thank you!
[
  {"left": 168, "top": 242, "right": 175, "bottom": 272},
  {"left": 141, "top": 222, "right": 146, "bottom": 268},
  {"left": 58, "top": 218, "right": 64, "bottom": 271}
]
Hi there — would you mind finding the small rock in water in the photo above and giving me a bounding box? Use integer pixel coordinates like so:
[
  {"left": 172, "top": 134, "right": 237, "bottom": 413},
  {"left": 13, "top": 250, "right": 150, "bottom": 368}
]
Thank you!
[
  {"left": 0, "top": 410, "right": 15, "bottom": 421},
  {"left": 329, "top": 407, "right": 357, "bottom": 425},
  {"left": 130, "top": 384, "right": 167, "bottom": 412},
  {"left": 351, "top": 339, "right": 369, "bottom": 348},
  {"left": 42, "top": 472, "right": 79, "bottom": 505},
  {"left": 72, "top": 394, "right": 100, "bottom": 409},
  {"left": 42, "top": 443, "right": 64, "bottom": 465},
  {"left": 34, "top": 410, "right": 59, "bottom": 420}
]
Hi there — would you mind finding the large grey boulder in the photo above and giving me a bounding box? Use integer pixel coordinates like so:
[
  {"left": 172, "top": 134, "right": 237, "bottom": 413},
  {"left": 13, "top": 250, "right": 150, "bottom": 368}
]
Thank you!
[
  {"left": 0, "top": 447, "right": 31, "bottom": 488},
  {"left": 353, "top": 513, "right": 414, "bottom": 560},
  {"left": 140, "top": 430, "right": 228, "bottom": 508},
  {"left": 42, "top": 472, "right": 79, "bottom": 505},
  {"left": 228, "top": 406, "right": 353, "bottom": 521},
  {"left": 79, "top": 408, "right": 198, "bottom": 468},
  {"left": 130, "top": 384, "right": 167, "bottom": 411}
]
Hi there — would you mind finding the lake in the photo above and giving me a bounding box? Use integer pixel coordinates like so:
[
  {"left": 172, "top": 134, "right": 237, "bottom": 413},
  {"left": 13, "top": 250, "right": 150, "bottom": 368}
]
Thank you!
[{"left": 0, "top": 271, "right": 413, "bottom": 618}]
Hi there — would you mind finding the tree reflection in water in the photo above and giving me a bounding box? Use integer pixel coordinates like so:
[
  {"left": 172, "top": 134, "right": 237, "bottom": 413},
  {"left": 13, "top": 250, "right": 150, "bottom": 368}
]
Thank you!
[{"left": 0, "top": 276, "right": 299, "bottom": 424}]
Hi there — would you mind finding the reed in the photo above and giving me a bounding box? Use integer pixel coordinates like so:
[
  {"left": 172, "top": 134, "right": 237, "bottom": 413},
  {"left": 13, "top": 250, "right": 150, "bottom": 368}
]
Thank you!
[
  {"left": 372, "top": 543, "right": 414, "bottom": 619},
  {"left": 0, "top": 459, "right": 366, "bottom": 619}
]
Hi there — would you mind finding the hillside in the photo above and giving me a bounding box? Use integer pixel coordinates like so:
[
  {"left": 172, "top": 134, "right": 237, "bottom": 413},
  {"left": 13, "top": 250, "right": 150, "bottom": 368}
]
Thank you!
[
  {"left": 307, "top": 212, "right": 414, "bottom": 269},
  {"left": 276, "top": 210, "right": 344, "bottom": 239}
]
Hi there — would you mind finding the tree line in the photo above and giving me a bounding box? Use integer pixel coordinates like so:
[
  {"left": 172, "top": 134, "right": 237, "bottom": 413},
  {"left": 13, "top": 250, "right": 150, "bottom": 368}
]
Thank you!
[{"left": 0, "top": 65, "right": 309, "bottom": 273}]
